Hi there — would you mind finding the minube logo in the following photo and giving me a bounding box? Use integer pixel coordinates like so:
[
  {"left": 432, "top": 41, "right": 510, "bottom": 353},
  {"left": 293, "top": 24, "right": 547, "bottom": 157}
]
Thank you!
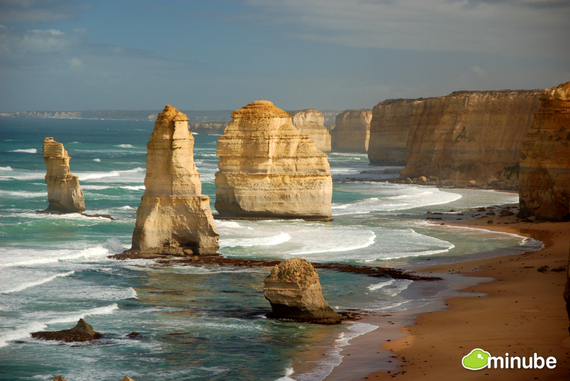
[{"left": 462, "top": 348, "right": 557, "bottom": 370}]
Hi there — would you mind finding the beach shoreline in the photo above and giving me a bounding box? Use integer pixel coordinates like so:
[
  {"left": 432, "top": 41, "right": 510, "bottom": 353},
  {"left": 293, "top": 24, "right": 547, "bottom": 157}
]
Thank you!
[{"left": 324, "top": 210, "right": 570, "bottom": 381}]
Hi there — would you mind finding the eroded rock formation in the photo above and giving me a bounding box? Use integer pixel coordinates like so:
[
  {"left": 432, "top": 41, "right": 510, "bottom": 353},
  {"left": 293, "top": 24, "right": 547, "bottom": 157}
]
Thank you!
[
  {"left": 369, "top": 91, "right": 542, "bottom": 187},
  {"left": 288, "top": 109, "right": 331, "bottom": 152},
  {"left": 519, "top": 81, "right": 570, "bottom": 221},
  {"left": 42, "top": 137, "right": 86, "bottom": 213},
  {"left": 331, "top": 109, "right": 372, "bottom": 153},
  {"left": 31, "top": 319, "right": 101, "bottom": 342},
  {"left": 264, "top": 258, "right": 342, "bottom": 324},
  {"left": 215, "top": 100, "right": 332, "bottom": 220},
  {"left": 130, "top": 105, "right": 219, "bottom": 256}
]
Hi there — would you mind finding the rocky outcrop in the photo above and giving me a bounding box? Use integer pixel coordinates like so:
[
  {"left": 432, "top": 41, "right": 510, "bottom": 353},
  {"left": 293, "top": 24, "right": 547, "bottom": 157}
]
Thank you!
[
  {"left": 42, "top": 137, "right": 86, "bottom": 213},
  {"left": 331, "top": 109, "right": 372, "bottom": 153},
  {"left": 130, "top": 105, "right": 219, "bottom": 256},
  {"left": 368, "top": 91, "right": 542, "bottom": 187},
  {"left": 519, "top": 81, "right": 570, "bottom": 221},
  {"left": 188, "top": 122, "right": 227, "bottom": 135},
  {"left": 288, "top": 109, "right": 331, "bottom": 152},
  {"left": 215, "top": 100, "right": 332, "bottom": 220},
  {"left": 32, "top": 319, "right": 101, "bottom": 342},
  {"left": 565, "top": 243, "right": 570, "bottom": 335},
  {"left": 264, "top": 258, "right": 342, "bottom": 324}
]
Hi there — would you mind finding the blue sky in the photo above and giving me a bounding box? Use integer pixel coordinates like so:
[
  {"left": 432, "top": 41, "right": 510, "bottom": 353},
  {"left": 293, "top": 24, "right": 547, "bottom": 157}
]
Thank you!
[{"left": 1, "top": 0, "right": 569, "bottom": 112}]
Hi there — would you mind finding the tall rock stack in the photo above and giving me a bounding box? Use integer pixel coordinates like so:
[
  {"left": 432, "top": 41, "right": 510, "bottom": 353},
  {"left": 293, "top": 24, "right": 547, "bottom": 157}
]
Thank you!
[
  {"left": 42, "top": 137, "right": 86, "bottom": 213},
  {"left": 519, "top": 81, "right": 570, "bottom": 221},
  {"left": 331, "top": 109, "right": 372, "bottom": 153},
  {"left": 215, "top": 100, "right": 332, "bottom": 220},
  {"left": 131, "top": 105, "right": 219, "bottom": 256},
  {"left": 288, "top": 109, "right": 331, "bottom": 152}
]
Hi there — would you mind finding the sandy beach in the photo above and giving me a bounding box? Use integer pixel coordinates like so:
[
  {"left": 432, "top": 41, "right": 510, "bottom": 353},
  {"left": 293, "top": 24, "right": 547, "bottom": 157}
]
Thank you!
[{"left": 326, "top": 208, "right": 570, "bottom": 381}]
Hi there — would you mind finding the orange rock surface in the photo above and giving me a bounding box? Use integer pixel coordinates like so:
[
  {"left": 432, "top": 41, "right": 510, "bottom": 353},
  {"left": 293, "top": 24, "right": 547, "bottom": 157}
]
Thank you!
[
  {"left": 519, "top": 81, "right": 570, "bottom": 221},
  {"left": 288, "top": 109, "right": 331, "bottom": 152},
  {"left": 331, "top": 109, "right": 372, "bottom": 153}
]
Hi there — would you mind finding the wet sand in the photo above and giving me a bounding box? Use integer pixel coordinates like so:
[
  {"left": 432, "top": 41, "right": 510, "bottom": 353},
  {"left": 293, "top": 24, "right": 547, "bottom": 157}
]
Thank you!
[{"left": 325, "top": 209, "right": 570, "bottom": 380}]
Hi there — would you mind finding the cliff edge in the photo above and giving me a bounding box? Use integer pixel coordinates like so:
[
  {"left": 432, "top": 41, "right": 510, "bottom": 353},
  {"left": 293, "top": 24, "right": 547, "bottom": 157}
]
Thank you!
[{"left": 331, "top": 109, "right": 372, "bottom": 153}]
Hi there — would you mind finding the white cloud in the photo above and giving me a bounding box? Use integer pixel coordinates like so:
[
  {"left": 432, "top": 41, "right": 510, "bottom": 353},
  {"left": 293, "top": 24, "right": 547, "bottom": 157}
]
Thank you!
[
  {"left": 69, "top": 57, "right": 81, "bottom": 68},
  {"left": 471, "top": 65, "right": 486, "bottom": 77},
  {"left": 242, "top": 0, "right": 569, "bottom": 59},
  {"left": 0, "top": 0, "right": 88, "bottom": 24}
]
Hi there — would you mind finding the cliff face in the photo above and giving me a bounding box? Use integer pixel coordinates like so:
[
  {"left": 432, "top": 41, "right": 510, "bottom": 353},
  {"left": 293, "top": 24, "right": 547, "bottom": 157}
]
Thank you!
[
  {"left": 331, "top": 109, "right": 372, "bottom": 153},
  {"left": 264, "top": 258, "right": 342, "bottom": 324},
  {"left": 369, "top": 91, "right": 542, "bottom": 186},
  {"left": 131, "top": 105, "right": 219, "bottom": 256},
  {"left": 288, "top": 109, "right": 331, "bottom": 152},
  {"left": 519, "top": 81, "right": 570, "bottom": 221},
  {"left": 368, "top": 99, "right": 420, "bottom": 165},
  {"left": 215, "top": 100, "right": 332, "bottom": 219},
  {"left": 42, "top": 137, "right": 85, "bottom": 213}
]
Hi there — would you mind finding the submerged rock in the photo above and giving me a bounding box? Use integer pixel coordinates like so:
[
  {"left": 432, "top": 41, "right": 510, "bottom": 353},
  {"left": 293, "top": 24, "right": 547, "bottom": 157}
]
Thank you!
[
  {"left": 519, "top": 81, "right": 570, "bottom": 221},
  {"left": 31, "top": 319, "right": 101, "bottom": 342},
  {"left": 215, "top": 100, "right": 332, "bottom": 219},
  {"left": 264, "top": 258, "right": 342, "bottom": 324},
  {"left": 129, "top": 105, "right": 219, "bottom": 256},
  {"left": 42, "top": 137, "right": 86, "bottom": 213}
]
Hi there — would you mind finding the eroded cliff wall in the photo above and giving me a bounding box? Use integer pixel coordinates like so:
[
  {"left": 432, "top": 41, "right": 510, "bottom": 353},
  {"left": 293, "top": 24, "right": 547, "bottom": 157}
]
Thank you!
[
  {"left": 331, "top": 109, "right": 372, "bottom": 153},
  {"left": 215, "top": 100, "right": 332, "bottom": 219},
  {"left": 368, "top": 91, "right": 542, "bottom": 187},
  {"left": 519, "top": 81, "right": 570, "bottom": 221},
  {"left": 288, "top": 109, "right": 331, "bottom": 152}
]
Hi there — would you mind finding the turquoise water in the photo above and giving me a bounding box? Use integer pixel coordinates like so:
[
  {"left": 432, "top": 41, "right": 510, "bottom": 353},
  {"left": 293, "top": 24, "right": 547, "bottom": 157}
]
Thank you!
[{"left": 0, "top": 118, "right": 542, "bottom": 380}]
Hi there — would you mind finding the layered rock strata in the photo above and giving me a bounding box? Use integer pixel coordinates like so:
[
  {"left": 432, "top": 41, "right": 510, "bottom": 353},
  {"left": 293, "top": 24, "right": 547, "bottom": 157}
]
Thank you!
[
  {"left": 288, "top": 109, "right": 331, "bottom": 152},
  {"left": 130, "top": 105, "right": 219, "bottom": 256},
  {"left": 331, "top": 109, "right": 372, "bottom": 153},
  {"left": 263, "top": 258, "right": 342, "bottom": 324},
  {"left": 519, "top": 81, "right": 570, "bottom": 221},
  {"left": 369, "top": 91, "right": 542, "bottom": 187},
  {"left": 42, "top": 137, "right": 86, "bottom": 213},
  {"left": 215, "top": 100, "right": 332, "bottom": 219}
]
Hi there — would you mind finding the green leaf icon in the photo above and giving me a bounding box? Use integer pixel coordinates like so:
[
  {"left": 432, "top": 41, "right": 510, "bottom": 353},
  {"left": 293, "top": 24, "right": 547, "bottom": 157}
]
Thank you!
[{"left": 462, "top": 348, "right": 491, "bottom": 370}]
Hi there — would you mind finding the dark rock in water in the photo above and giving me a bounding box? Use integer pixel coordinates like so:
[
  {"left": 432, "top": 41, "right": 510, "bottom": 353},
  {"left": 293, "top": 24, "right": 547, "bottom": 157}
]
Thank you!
[
  {"left": 127, "top": 332, "right": 141, "bottom": 338},
  {"left": 122, "top": 377, "right": 136, "bottom": 381},
  {"left": 263, "top": 258, "right": 342, "bottom": 324},
  {"left": 54, "top": 377, "right": 67, "bottom": 381},
  {"left": 31, "top": 319, "right": 102, "bottom": 342}
]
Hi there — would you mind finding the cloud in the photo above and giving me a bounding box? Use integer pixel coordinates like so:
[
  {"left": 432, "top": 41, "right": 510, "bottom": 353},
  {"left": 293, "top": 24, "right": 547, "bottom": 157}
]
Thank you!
[
  {"left": 0, "top": 0, "right": 89, "bottom": 24},
  {"left": 240, "top": 0, "right": 569, "bottom": 59},
  {"left": 471, "top": 65, "right": 486, "bottom": 77}
]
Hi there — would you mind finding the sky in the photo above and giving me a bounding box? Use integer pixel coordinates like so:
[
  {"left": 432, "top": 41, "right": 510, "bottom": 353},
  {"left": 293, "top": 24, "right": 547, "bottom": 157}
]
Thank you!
[{"left": 1, "top": 0, "right": 569, "bottom": 112}]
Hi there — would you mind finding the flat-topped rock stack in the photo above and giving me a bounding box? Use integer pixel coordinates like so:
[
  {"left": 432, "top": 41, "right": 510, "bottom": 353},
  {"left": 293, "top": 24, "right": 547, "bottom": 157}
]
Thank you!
[
  {"left": 519, "top": 81, "right": 570, "bottom": 221},
  {"left": 129, "top": 105, "right": 219, "bottom": 257},
  {"left": 288, "top": 109, "right": 331, "bottom": 152},
  {"left": 331, "top": 109, "right": 372, "bottom": 153},
  {"left": 215, "top": 100, "right": 332, "bottom": 220},
  {"left": 42, "top": 137, "right": 86, "bottom": 213}
]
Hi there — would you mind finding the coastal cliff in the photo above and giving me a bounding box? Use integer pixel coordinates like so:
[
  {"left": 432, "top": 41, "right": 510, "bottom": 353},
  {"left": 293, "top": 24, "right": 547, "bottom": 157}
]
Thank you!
[
  {"left": 188, "top": 122, "right": 227, "bottom": 135},
  {"left": 368, "top": 99, "right": 419, "bottom": 165},
  {"left": 130, "top": 105, "right": 219, "bottom": 256},
  {"left": 42, "top": 137, "right": 86, "bottom": 213},
  {"left": 519, "top": 81, "right": 570, "bottom": 221},
  {"left": 288, "top": 109, "right": 331, "bottom": 152},
  {"left": 331, "top": 109, "right": 372, "bottom": 153},
  {"left": 215, "top": 100, "right": 332, "bottom": 219},
  {"left": 369, "top": 90, "right": 542, "bottom": 187}
]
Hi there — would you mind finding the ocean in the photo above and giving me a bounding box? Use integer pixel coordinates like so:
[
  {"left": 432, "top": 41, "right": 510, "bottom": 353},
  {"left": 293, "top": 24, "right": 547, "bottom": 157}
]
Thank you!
[{"left": 0, "top": 117, "right": 542, "bottom": 380}]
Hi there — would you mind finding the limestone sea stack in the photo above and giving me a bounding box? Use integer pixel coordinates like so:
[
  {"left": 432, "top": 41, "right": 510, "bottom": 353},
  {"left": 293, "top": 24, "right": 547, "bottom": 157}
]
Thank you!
[
  {"left": 519, "top": 81, "right": 570, "bottom": 221},
  {"left": 31, "top": 319, "right": 101, "bottom": 342},
  {"left": 130, "top": 105, "right": 219, "bottom": 256},
  {"left": 368, "top": 91, "right": 542, "bottom": 187},
  {"left": 331, "top": 109, "right": 372, "bottom": 153},
  {"left": 42, "top": 137, "right": 86, "bottom": 213},
  {"left": 288, "top": 109, "right": 331, "bottom": 152},
  {"left": 264, "top": 258, "right": 342, "bottom": 324},
  {"left": 215, "top": 100, "right": 332, "bottom": 219}
]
